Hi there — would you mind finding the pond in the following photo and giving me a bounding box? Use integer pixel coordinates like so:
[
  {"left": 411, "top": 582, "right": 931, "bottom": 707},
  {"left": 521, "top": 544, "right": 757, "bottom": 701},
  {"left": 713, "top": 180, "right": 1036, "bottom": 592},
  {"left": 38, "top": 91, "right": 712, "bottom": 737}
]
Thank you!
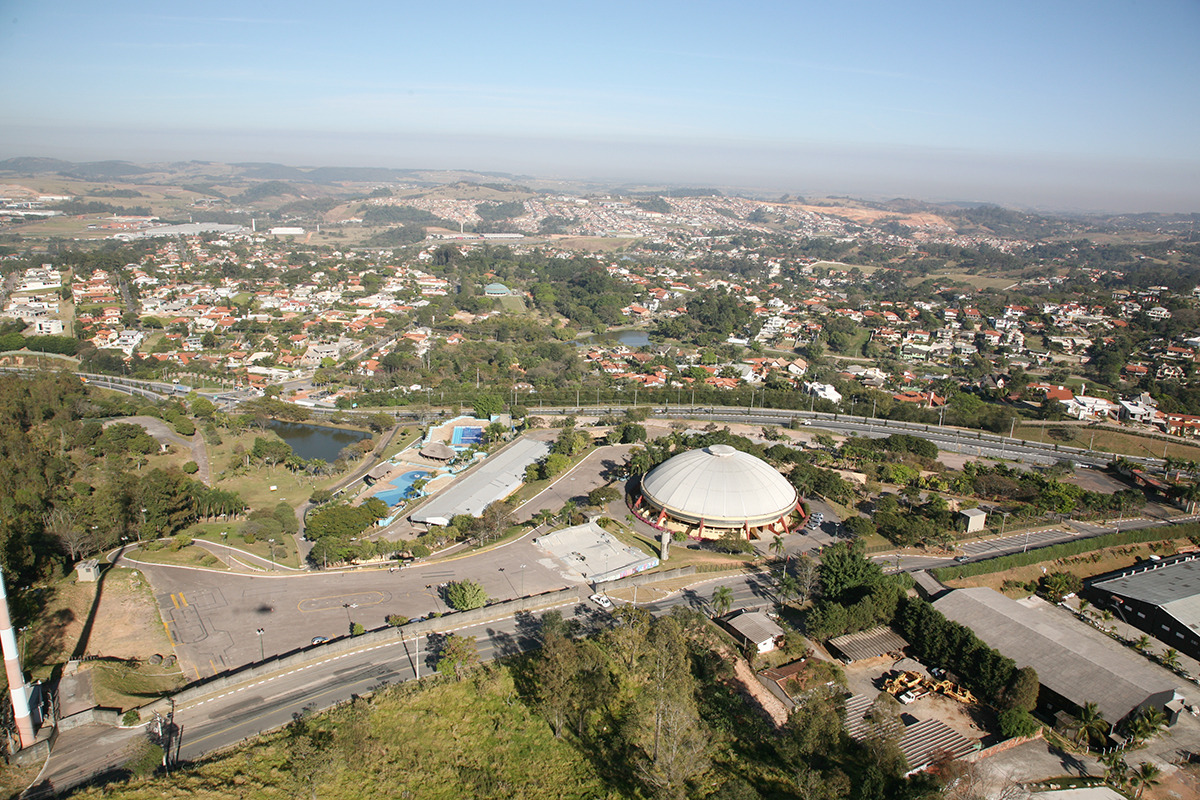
[
  {"left": 266, "top": 420, "right": 372, "bottom": 462},
  {"left": 576, "top": 329, "right": 655, "bottom": 348}
]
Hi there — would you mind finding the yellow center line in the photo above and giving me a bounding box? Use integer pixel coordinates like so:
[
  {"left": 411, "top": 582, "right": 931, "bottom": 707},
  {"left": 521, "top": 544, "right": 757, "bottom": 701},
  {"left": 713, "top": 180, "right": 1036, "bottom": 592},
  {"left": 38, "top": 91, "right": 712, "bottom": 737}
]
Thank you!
[{"left": 161, "top": 620, "right": 175, "bottom": 646}]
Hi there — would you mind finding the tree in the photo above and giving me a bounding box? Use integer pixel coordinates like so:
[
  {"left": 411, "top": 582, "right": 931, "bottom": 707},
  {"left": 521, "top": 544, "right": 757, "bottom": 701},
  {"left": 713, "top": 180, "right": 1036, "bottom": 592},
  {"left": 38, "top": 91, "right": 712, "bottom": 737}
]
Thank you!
[
  {"left": 711, "top": 585, "right": 733, "bottom": 618},
  {"left": 445, "top": 579, "right": 488, "bottom": 611},
  {"left": 436, "top": 633, "right": 479, "bottom": 680},
  {"left": 1100, "top": 751, "right": 1128, "bottom": 788},
  {"left": 1130, "top": 761, "right": 1161, "bottom": 799},
  {"left": 998, "top": 707, "right": 1040, "bottom": 739},
  {"left": 792, "top": 555, "right": 819, "bottom": 604},
  {"left": 1073, "top": 701, "right": 1106, "bottom": 747},
  {"left": 1002, "top": 666, "right": 1040, "bottom": 712},
  {"left": 473, "top": 394, "right": 504, "bottom": 419},
  {"left": 44, "top": 506, "right": 94, "bottom": 561},
  {"left": 770, "top": 534, "right": 785, "bottom": 561},
  {"left": 1160, "top": 648, "right": 1181, "bottom": 670}
]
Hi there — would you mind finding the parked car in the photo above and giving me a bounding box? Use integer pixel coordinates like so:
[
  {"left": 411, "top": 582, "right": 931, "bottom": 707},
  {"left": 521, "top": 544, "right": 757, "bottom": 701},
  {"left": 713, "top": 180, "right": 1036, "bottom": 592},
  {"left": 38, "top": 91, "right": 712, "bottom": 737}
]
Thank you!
[
  {"left": 954, "top": 556, "right": 970, "bottom": 563},
  {"left": 311, "top": 636, "right": 329, "bottom": 645}
]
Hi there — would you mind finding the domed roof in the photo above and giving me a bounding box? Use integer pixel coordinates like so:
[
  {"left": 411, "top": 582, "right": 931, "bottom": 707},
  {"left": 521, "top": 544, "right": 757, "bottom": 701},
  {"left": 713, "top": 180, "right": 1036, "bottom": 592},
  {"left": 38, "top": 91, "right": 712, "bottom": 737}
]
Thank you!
[{"left": 640, "top": 444, "right": 797, "bottom": 527}]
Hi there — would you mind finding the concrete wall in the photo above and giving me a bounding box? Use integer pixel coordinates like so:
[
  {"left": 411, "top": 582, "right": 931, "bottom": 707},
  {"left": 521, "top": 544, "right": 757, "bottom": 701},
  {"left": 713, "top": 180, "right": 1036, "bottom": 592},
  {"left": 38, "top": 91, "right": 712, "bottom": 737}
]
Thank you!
[
  {"left": 57, "top": 707, "right": 123, "bottom": 732},
  {"left": 600, "top": 565, "right": 695, "bottom": 591}
]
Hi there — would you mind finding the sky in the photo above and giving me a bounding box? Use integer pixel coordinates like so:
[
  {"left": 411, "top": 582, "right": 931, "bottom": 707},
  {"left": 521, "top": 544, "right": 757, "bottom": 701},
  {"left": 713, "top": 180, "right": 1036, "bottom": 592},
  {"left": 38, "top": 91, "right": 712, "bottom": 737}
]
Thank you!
[{"left": 2, "top": 0, "right": 1198, "bottom": 212}]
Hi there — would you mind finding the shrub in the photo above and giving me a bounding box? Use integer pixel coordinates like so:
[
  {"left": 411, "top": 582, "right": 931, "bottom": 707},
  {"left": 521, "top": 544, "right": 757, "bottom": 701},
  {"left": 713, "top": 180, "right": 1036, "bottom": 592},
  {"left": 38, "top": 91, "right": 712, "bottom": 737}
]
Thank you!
[
  {"left": 170, "top": 533, "right": 192, "bottom": 551},
  {"left": 410, "top": 543, "right": 431, "bottom": 558},
  {"left": 445, "top": 579, "right": 488, "bottom": 611},
  {"left": 242, "top": 530, "right": 256, "bottom": 545},
  {"left": 182, "top": 461, "right": 199, "bottom": 474},
  {"left": 350, "top": 622, "right": 365, "bottom": 636},
  {"left": 122, "top": 709, "right": 140, "bottom": 726},
  {"left": 386, "top": 613, "right": 408, "bottom": 627},
  {"left": 999, "top": 707, "right": 1041, "bottom": 739}
]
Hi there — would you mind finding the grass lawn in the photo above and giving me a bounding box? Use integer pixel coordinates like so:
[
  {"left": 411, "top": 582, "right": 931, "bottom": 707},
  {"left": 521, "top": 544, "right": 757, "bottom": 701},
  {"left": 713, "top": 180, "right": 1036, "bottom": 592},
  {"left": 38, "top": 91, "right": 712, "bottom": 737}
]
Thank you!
[
  {"left": 89, "top": 660, "right": 187, "bottom": 712},
  {"left": 498, "top": 295, "right": 527, "bottom": 312},
  {"left": 207, "top": 428, "right": 341, "bottom": 510},
  {"left": 1017, "top": 424, "right": 1200, "bottom": 461},
  {"left": 944, "top": 537, "right": 1191, "bottom": 596},
  {"left": 189, "top": 521, "right": 301, "bottom": 569},
  {"left": 914, "top": 271, "right": 1020, "bottom": 291},
  {"left": 129, "top": 543, "right": 227, "bottom": 570}
]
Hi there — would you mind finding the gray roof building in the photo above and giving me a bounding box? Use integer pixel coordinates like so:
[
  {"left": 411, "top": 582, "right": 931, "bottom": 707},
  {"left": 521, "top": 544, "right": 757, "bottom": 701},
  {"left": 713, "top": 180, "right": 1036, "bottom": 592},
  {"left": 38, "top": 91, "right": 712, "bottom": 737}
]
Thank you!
[
  {"left": 1089, "top": 555, "right": 1200, "bottom": 635},
  {"left": 933, "top": 588, "right": 1179, "bottom": 724},
  {"left": 724, "top": 611, "right": 785, "bottom": 653},
  {"left": 410, "top": 437, "right": 550, "bottom": 526},
  {"left": 1085, "top": 553, "right": 1200, "bottom": 665}
]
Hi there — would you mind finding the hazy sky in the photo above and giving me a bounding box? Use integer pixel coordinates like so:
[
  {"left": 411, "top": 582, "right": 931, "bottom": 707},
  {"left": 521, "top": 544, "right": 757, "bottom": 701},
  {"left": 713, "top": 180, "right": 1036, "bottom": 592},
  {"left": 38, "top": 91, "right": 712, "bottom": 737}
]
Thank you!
[{"left": 2, "top": 0, "right": 1198, "bottom": 211}]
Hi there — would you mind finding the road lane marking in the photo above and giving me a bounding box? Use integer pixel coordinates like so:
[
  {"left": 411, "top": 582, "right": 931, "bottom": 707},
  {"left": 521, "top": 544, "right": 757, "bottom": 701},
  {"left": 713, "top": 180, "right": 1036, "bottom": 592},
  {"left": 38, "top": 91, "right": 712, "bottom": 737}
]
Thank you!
[
  {"left": 210, "top": 659, "right": 218, "bottom": 676},
  {"left": 161, "top": 620, "right": 175, "bottom": 645},
  {"left": 170, "top": 594, "right": 179, "bottom": 609},
  {"left": 179, "top": 592, "right": 188, "bottom": 607}
]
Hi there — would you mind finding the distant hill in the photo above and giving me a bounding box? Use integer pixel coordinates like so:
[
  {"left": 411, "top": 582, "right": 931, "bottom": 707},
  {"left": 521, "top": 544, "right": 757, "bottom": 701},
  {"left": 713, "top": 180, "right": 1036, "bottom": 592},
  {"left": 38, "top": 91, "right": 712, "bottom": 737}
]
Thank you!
[
  {"left": 0, "top": 157, "right": 74, "bottom": 174},
  {"left": 62, "top": 161, "right": 151, "bottom": 180}
]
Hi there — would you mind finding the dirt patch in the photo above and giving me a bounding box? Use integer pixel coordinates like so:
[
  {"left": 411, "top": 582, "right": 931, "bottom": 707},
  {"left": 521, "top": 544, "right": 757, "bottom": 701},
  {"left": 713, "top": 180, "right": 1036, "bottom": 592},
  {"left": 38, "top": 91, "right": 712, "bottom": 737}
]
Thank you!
[
  {"left": 945, "top": 539, "right": 1193, "bottom": 595},
  {"left": 724, "top": 649, "right": 788, "bottom": 728},
  {"left": 23, "top": 568, "right": 175, "bottom": 679}
]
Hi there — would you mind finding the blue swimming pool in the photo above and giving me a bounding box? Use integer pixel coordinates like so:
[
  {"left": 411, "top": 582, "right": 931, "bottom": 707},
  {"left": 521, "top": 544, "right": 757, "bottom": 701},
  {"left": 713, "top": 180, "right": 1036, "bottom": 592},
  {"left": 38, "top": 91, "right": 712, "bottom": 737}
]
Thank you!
[
  {"left": 451, "top": 425, "right": 484, "bottom": 446},
  {"left": 374, "top": 469, "right": 432, "bottom": 507}
]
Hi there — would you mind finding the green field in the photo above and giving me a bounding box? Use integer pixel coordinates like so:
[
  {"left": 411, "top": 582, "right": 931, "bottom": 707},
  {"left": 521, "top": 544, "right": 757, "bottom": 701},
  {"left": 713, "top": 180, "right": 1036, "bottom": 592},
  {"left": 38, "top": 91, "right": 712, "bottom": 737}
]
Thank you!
[{"left": 1016, "top": 423, "right": 1200, "bottom": 461}]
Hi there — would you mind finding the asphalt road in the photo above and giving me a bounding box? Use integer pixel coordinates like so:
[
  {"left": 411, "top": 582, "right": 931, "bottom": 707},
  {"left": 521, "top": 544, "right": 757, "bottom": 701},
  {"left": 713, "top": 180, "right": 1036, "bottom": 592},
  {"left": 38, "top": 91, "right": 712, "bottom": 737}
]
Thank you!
[{"left": 39, "top": 572, "right": 776, "bottom": 792}]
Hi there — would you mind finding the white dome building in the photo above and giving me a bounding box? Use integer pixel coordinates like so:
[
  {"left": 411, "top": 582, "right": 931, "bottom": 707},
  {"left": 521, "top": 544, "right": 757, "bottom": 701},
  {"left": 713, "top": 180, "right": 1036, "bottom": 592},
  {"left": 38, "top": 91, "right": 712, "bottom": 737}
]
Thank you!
[{"left": 636, "top": 444, "right": 800, "bottom": 538}]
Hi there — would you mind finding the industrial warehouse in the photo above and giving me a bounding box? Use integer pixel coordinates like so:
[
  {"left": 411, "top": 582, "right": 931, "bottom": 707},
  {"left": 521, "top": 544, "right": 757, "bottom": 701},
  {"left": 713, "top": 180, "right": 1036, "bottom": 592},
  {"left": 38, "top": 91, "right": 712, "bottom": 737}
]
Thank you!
[
  {"left": 934, "top": 587, "right": 1185, "bottom": 731},
  {"left": 1085, "top": 553, "right": 1200, "bottom": 664},
  {"left": 631, "top": 444, "right": 802, "bottom": 539}
]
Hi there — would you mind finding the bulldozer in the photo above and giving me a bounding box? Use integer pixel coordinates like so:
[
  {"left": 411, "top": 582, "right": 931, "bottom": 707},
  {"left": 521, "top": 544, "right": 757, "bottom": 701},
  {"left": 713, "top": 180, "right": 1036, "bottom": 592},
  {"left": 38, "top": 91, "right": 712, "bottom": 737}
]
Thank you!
[
  {"left": 932, "top": 679, "right": 978, "bottom": 705},
  {"left": 883, "top": 670, "right": 924, "bottom": 696}
]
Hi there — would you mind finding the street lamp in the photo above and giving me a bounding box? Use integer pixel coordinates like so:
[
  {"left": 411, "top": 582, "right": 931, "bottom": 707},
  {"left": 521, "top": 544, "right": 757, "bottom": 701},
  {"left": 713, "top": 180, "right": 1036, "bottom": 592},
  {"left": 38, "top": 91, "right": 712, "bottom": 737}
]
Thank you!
[
  {"left": 520, "top": 563, "right": 526, "bottom": 596},
  {"left": 268, "top": 538, "right": 276, "bottom": 570},
  {"left": 140, "top": 508, "right": 147, "bottom": 541},
  {"left": 221, "top": 530, "right": 228, "bottom": 548},
  {"left": 255, "top": 628, "right": 265, "bottom": 662},
  {"left": 1001, "top": 511, "right": 1010, "bottom": 539}
]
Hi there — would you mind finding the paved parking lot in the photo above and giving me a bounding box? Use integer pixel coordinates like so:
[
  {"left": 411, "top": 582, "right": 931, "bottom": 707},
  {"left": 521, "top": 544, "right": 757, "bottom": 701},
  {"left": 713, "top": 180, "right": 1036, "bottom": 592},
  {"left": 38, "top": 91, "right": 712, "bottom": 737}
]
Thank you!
[{"left": 121, "top": 535, "right": 582, "bottom": 681}]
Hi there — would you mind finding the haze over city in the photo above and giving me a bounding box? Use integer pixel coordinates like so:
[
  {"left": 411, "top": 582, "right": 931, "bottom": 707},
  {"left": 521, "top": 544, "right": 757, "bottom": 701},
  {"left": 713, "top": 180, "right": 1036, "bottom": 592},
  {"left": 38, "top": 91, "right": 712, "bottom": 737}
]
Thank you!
[{"left": 4, "top": 0, "right": 1199, "bottom": 211}]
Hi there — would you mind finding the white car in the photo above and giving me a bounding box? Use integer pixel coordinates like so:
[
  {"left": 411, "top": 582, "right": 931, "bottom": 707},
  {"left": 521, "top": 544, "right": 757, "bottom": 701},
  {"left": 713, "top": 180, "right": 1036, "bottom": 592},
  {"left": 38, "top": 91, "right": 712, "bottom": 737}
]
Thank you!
[{"left": 589, "top": 593, "right": 613, "bottom": 610}]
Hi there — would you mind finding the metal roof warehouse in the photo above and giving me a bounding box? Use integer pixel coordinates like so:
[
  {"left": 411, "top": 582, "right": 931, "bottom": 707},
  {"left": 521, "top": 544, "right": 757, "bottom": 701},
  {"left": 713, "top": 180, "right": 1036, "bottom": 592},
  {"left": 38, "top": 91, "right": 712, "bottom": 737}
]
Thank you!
[{"left": 933, "top": 588, "right": 1181, "bottom": 726}]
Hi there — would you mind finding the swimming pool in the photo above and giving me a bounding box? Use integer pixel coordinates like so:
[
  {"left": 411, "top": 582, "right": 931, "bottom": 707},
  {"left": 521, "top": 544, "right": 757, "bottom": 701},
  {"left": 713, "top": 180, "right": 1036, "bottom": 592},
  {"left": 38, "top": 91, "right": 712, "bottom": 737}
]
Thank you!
[
  {"left": 451, "top": 425, "right": 484, "bottom": 446},
  {"left": 374, "top": 469, "right": 432, "bottom": 507}
]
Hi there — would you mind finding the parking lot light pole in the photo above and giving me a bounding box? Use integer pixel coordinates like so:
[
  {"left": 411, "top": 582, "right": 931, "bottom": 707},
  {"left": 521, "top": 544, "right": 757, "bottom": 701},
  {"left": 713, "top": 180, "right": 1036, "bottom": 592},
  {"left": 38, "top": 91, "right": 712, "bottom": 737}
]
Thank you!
[
  {"left": 269, "top": 538, "right": 276, "bottom": 570},
  {"left": 256, "top": 628, "right": 265, "bottom": 662}
]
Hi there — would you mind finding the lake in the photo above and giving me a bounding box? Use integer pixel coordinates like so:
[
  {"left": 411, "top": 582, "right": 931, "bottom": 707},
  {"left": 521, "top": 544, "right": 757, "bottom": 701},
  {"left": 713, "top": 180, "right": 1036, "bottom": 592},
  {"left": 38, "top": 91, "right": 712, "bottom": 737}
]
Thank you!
[
  {"left": 266, "top": 420, "right": 372, "bottom": 462},
  {"left": 576, "top": 329, "right": 654, "bottom": 348}
]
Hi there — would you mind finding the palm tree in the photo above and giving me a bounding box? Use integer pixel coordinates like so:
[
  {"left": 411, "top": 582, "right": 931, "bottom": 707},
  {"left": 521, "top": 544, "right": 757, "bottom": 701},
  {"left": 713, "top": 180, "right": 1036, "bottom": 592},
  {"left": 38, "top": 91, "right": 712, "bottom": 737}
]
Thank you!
[
  {"left": 770, "top": 534, "right": 785, "bottom": 561},
  {"left": 711, "top": 585, "right": 734, "bottom": 618},
  {"left": 1161, "top": 648, "right": 1181, "bottom": 670},
  {"left": 1134, "top": 634, "right": 1151, "bottom": 652},
  {"left": 1130, "top": 761, "right": 1162, "bottom": 799},
  {"left": 1100, "top": 751, "right": 1128, "bottom": 788},
  {"left": 1073, "top": 701, "right": 1107, "bottom": 747},
  {"left": 777, "top": 575, "right": 800, "bottom": 606}
]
